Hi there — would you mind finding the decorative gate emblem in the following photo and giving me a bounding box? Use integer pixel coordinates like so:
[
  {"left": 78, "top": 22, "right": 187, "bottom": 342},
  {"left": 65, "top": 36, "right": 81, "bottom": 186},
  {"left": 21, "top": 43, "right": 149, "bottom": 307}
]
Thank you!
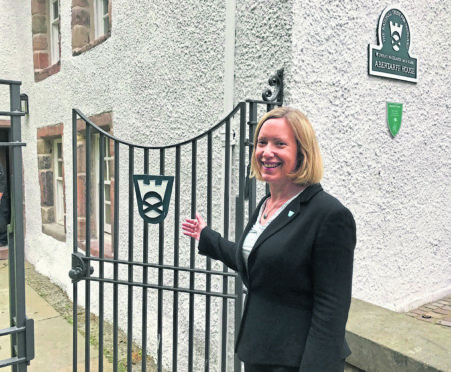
[
  {"left": 368, "top": 7, "right": 418, "bottom": 83},
  {"left": 133, "top": 175, "right": 174, "bottom": 224},
  {"left": 386, "top": 102, "right": 403, "bottom": 137}
]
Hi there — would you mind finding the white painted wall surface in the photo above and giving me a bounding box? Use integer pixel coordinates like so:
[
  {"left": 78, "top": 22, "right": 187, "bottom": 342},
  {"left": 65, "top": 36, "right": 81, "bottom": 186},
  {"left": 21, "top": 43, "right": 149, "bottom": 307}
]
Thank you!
[
  {"left": 0, "top": 0, "right": 450, "bottom": 368},
  {"left": 289, "top": 0, "right": 450, "bottom": 311}
]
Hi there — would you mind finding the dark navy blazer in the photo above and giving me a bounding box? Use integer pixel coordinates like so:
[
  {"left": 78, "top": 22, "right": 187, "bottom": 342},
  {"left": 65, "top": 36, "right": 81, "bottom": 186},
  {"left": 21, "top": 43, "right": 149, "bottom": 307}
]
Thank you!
[{"left": 198, "top": 183, "right": 356, "bottom": 371}]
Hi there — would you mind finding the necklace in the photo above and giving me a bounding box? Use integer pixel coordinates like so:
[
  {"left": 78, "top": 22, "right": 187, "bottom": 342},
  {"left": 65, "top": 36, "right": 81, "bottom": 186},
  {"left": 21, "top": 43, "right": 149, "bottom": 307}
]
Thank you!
[{"left": 263, "top": 198, "right": 284, "bottom": 219}]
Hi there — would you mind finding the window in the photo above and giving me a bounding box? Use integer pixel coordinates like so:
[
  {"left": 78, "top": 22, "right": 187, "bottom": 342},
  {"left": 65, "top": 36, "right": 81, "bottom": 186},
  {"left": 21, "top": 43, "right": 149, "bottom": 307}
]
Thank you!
[
  {"left": 53, "top": 139, "right": 64, "bottom": 225},
  {"left": 75, "top": 112, "right": 114, "bottom": 257},
  {"left": 49, "top": 0, "right": 60, "bottom": 64},
  {"left": 94, "top": 0, "right": 110, "bottom": 39},
  {"left": 31, "top": 0, "right": 61, "bottom": 82},
  {"left": 93, "top": 134, "right": 113, "bottom": 234},
  {"left": 72, "top": 0, "right": 111, "bottom": 55},
  {"left": 37, "top": 124, "right": 66, "bottom": 241}
]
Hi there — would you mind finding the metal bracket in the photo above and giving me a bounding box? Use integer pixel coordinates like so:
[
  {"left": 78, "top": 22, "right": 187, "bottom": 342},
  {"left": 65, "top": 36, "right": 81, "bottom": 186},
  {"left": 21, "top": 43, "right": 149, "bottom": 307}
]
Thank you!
[
  {"left": 69, "top": 252, "right": 94, "bottom": 283},
  {"left": 262, "top": 68, "right": 284, "bottom": 104}
]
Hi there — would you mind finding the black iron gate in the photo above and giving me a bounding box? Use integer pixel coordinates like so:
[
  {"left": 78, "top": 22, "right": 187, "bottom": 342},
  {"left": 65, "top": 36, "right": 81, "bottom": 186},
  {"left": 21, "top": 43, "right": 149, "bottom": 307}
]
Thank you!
[
  {"left": 70, "top": 71, "right": 283, "bottom": 372},
  {"left": 0, "top": 79, "right": 35, "bottom": 371}
]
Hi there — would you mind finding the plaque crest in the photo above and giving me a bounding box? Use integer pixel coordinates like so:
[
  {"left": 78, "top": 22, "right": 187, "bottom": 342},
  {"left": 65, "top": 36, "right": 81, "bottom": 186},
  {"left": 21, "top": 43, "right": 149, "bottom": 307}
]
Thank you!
[{"left": 369, "top": 7, "right": 418, "bottom": 83}]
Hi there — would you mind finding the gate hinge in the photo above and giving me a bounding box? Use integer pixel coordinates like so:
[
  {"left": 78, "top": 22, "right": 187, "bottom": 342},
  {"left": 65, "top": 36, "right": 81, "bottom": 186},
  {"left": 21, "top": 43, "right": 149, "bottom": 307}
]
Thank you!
[{"left": 69, "top": 252, "right": 94, "bottom": 283}]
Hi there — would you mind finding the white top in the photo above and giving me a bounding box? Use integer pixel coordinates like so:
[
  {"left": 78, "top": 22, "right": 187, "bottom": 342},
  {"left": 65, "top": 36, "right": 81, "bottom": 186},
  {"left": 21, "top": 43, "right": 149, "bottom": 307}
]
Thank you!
[{"left": 241, "top": 190, "right": 304, "bottom": 270}]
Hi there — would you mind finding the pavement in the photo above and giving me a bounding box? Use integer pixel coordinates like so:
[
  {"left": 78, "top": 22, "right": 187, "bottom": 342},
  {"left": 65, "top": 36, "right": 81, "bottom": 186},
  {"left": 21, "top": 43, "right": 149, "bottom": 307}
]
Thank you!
[
  {"left": 1, "top": 258, "right": 450, "bottom": 371},
  {"left": 0, "top": 260, "right": 112, "bottom": 371}
]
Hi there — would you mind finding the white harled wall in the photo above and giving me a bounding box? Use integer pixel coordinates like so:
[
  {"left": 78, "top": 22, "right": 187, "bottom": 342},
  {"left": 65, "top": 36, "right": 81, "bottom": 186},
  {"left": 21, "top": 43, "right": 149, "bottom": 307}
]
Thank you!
[
  {"left": 0, "top": 0, "right": 449, "bottom": 367},
  {"left": 289, "top": 1, "right": 450, "bottom": 311}
]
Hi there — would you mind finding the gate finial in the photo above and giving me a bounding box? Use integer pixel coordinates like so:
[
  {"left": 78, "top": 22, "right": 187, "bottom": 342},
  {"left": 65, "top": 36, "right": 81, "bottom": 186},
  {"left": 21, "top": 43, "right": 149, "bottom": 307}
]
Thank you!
[{"left": 262, "top": 68, "right": 284, "bottom": 105}]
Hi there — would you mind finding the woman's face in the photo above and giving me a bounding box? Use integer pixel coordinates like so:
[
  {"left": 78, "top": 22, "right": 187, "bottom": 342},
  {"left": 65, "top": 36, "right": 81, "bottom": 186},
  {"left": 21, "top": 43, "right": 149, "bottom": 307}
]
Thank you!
[{"left": 254, "top": 117, "right": 299, "bottom": 186}]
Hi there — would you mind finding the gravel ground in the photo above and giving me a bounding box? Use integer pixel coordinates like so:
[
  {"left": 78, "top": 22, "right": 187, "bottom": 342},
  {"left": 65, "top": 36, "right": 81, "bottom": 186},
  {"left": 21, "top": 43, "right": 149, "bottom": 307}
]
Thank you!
[{"left": 24, "top": 261, "right": 159, "bottom": 372}]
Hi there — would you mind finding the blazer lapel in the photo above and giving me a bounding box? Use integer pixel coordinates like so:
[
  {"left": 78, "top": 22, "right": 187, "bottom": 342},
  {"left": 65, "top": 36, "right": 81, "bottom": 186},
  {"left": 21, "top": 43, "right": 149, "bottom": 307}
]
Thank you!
[
  {"left": 248, "top": 184, "right": 323, "bottom": 264},
  {"left": 235, "top": 195, "right": 269, "bottom": 281}
]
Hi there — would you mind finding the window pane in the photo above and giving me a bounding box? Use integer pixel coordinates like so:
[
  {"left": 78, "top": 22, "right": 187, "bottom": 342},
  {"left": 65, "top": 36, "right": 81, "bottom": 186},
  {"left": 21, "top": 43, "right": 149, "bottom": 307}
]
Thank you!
[
  {"left": 58, "top": 160, "right": 63, "bottom": 177},
  {"left": 56, "top": 179, "right": 64, "bottom": 225},
  {"left": 104, "top": 17, "right": 109, "bottom": 34},
  {"left": 52, "top": 0, "right": 59, "bottom": 22},
  {"left": 57, "top": 142, "right": 62, "bottom": 158},
  {"left": 105, "top": 203, "right": 111, "bottom": 225},
  {"left": 104, "top": 184, "right": 111, "bottom": 202}
]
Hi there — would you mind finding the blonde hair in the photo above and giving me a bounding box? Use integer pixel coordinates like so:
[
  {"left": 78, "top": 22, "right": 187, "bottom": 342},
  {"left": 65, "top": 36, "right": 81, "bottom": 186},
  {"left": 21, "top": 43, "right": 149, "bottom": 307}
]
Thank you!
[{"left": 250, "top": 107, "right": 323, "bottom": 185}]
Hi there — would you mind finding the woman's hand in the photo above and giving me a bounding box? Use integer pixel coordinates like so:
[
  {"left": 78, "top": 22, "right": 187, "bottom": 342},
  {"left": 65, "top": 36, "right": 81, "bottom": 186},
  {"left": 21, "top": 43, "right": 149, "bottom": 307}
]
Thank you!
[{"left": 182, "top": 213, "right": 207, "bottom": 241}]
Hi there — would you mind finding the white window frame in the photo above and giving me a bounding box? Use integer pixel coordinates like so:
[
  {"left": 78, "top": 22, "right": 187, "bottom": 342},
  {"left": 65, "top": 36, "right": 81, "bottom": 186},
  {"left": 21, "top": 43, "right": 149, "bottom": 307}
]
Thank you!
[
  {"left": 93, "top": 134, "right": 112, "bottom": 235},
  {"left": 94, "top": 0, "right": 110, "bottom": 39},
  {"left": 49, "top": 0, "right": 60, "bottom": 64},
  {"left": 53, "top": 139, "right": 64, "bottom": 225}
]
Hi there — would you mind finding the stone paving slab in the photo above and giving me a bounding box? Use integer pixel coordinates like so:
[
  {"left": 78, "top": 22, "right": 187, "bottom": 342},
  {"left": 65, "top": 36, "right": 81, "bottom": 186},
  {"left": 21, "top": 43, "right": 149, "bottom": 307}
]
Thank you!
[
  {"left": 405, "top": 295, "right": 451, "bottom": 328},
  {"left": 346, "top": 298, "right": 451, "bottom": 372},
  {"left": 0, "top": 261, "right": 113, "bottom": 371}
]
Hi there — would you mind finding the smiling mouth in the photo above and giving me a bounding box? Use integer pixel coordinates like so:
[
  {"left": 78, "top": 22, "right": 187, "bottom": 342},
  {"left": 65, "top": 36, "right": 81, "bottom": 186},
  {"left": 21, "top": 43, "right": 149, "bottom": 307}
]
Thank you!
[{"left": 262, "top": 162, "right": 280, "bottom": 169}]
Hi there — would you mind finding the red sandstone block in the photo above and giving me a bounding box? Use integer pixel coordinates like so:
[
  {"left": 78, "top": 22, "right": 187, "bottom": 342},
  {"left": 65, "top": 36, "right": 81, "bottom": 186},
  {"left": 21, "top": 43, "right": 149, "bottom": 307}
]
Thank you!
[
  {"left": 37, "top": 139, "right": 51, "bottom": 154},
  {"left": 72, "top": 25, "right": 90, "bottom": 49},
  {"left": 33, "top": 34, "right": 48, "bottom": 51},
  {"left": 71, "top": 6, "right": 90, "bottom": 27},
  {"left": 77, "top": 219, "right": 86, "bottom": 239},
  {"left": 31, "top": 0, "right": 47, "bottom": 15},
  {"left": 39, "top": 170, "right": 54, "bottom": 206},
  {"left": 32, "top": 14, "right": 47, "bottom": 34},
  {"left": 37, "top": 123, "right": 63, "bottom": 139},
  {"left": 77, "top": 175, "right": 86, "bottom": 216},
  {"left": 91, "top": 112, "right": 112, "bottom": 128},
  {"left": 33, "top": 51, "right": 49, "bottom": 70},
  {"left": 71, "top": 0, "right": 89, "bottom": 7}
]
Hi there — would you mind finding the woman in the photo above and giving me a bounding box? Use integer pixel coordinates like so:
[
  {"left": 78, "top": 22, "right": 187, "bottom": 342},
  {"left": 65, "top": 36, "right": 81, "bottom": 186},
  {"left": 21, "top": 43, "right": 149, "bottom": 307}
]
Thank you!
[{"left": 182, "top": 107, "right": 356, "bottom": 372}]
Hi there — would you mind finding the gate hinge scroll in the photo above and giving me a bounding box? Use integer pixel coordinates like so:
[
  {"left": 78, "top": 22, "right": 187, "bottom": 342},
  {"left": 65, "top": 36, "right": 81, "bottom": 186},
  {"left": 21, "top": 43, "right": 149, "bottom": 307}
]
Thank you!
[{"left": 69, "top": 252, "right": 94, "bottom": 283}]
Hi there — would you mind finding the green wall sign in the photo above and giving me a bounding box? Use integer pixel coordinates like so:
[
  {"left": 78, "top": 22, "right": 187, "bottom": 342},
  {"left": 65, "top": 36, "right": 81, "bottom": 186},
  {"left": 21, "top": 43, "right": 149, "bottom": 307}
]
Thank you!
[
  {"left": 369, "top": 8, "right": 418, "bottom": 83},
  {"left": 387, "top": 102, "right": 403, "bottom": 137}
]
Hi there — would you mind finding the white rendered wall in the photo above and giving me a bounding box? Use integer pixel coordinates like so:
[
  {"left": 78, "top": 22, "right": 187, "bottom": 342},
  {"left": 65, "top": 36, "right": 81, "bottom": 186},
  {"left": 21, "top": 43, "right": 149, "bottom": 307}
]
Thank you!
[
  {"left": 289, "top": 0, "right": 450, "bottom": 311},
  {"left": 0, "top": 1, "right": 449, "bottom": 365}
]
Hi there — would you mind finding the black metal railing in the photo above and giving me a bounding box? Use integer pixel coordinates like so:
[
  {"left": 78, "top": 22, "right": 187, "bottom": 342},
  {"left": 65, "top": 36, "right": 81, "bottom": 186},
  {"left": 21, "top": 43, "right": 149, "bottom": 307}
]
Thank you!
[
  {"left": 71, "top": 70, "right": 283, "bottom": 372},
  {"left": 0, "top": 79, "right": 34, "bottom": 371}
]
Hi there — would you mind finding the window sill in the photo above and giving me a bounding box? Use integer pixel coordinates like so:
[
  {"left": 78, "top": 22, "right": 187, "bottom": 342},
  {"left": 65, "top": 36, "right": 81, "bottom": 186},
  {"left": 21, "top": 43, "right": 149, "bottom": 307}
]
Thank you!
[
  {"left": 42, "top": 223, "right": 66, "bottom": 242},
  {"left": 78, "top": 237, "right": 113, "bottom": 259},
  {"left": 72, "top": 33, "right": 110, "bottom": 56},
  {"left": 34, "top": 61, "right": 61, "bottom": 83}
]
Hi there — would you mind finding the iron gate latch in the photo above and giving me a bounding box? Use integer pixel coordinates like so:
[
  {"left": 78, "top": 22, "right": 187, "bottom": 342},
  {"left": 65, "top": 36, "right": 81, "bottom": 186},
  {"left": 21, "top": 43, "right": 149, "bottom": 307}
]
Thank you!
[{"left": 69, "top": 252, "right": 94, "bottom": 283}]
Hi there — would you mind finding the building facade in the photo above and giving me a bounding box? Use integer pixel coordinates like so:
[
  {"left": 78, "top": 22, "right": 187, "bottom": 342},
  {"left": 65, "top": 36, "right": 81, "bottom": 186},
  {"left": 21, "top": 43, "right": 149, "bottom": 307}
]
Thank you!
[{"left": 0, "top": 0, "right": 450, "bottom": 369}]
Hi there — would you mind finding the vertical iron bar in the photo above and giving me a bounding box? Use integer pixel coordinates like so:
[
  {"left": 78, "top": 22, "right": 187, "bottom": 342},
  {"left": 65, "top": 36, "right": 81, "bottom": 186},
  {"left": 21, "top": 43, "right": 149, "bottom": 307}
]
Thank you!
[
  {"left": 72, "top": 109, "right": 79, "bottom": 372},
  {"left": 127, "top": 146, "right": 135, "bottom": 372},
  {"left": 221, "top": 119, "right": 231, "bottom": 372},
  {"left": 172, "top": 146, "right": 181, "bottom": 372},
  {"left": 142, "top": 148, "right": 149, "bottom": 372},
  {"left": 234, "top": 102, "right": 247, "bottom": 372},
  {"left": 9, "top": 82, "right": 27, "bottom": 372},
  {"left": 157, "top": 148, "right": 165, "bottom": 372},
  {"left": 98, "top": 134, "right": 105, "bottom": 372},
  {"left": 113, "top": 141, "right": 120, "bottom": 372},
  {"left": 204, "top": 132, "right": 213, "bottom": 372},
  {"left": 248, "top": 102, "right": 258, "bottom": 212},
  {"left": 188, "top": 141, "right": 197, "bottom": 372},
  {"left": 85, "top": 124, "right": 92, "bottom": 372}
]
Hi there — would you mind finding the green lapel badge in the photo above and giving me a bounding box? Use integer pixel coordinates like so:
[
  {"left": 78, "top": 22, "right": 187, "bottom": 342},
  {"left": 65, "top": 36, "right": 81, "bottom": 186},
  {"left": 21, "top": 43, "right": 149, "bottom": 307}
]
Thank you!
[{"left": 387, "top": 102, "right": 403, "bottom": 137}]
